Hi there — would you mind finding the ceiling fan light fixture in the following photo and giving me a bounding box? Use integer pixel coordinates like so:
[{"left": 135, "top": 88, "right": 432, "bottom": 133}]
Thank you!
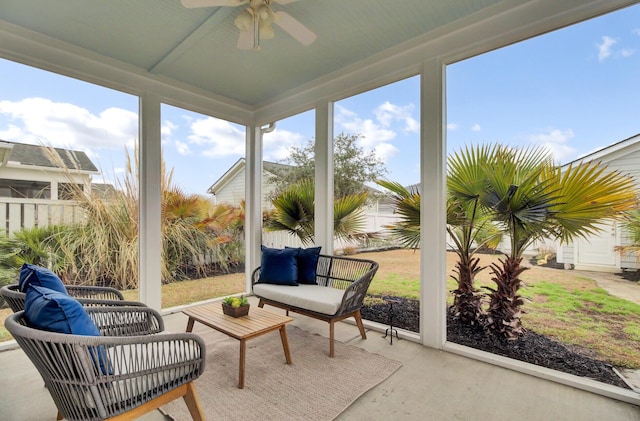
[
  {"left": 256, "top": 4, "right": 272, "bottom": 22},
  {"left": 259, "top": 21, "right": 274, "bottom": 39},
  {"left": 186, "top": 0, "right": 315, "bottom": 50},
  {"left": 234, "top": 9, "right": 253, "bottom": 32}
]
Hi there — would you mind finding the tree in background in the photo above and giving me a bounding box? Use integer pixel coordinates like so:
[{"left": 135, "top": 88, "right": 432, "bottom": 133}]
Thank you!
[{"left": 268, "top": 132, "right": 388, "bottom": 199}]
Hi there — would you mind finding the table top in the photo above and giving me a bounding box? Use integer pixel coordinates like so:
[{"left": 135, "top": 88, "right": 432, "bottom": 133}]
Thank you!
[{"left": 183, "top": 303, "right": 293, "bottom": 340}]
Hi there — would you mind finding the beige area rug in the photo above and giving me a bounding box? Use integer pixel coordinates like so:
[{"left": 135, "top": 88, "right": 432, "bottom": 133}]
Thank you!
[{"left": 162, "top": 326, "right": 401, "bottom": 421}]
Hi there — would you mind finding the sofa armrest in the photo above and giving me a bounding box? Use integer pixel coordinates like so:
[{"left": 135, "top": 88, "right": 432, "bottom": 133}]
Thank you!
[{"left": 335, "top": 264, "right": 378, "bottom": 315}]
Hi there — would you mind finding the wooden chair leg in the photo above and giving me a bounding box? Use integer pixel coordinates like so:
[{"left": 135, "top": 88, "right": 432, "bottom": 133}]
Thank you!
[
  {"left": 56, "top": 411, "right": 63, "bottom": 420},
  {"left": 183, "top": 382, "right": 205, "bottom": 421},
  {"left": 258, "top": 299, "right": 265, "bottom": 308},
  {"left": 329, "top": 321, "right": 335, "bottom": 358},
  {"left": 354, "top": 310, "right": 367, "bottom": 339},
  {"left": 107, "top": 383, "right": 193, "bottom": 421}
]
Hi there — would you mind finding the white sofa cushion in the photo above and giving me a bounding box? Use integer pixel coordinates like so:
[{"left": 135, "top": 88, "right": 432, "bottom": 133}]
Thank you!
[{"left": 253, "top": 284, "right": 344, "bottom": 316}]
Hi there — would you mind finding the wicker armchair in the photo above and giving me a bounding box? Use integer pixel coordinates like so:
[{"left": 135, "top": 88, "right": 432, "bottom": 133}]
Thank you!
[
  {"left": 5, "top": 306, "right": 206, "bottom": 421},
  {"left": 1, "top": 283, "right": 143, "bottom": 313}
]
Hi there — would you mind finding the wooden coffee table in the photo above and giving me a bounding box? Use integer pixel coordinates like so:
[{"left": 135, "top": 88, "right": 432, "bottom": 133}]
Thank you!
[{"left": 184, "top": 303, "right": 293, "bottom": 389}]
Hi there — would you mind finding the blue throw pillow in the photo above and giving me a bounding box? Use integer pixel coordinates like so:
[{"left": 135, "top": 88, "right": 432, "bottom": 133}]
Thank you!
[
  {"left": 259, "top": 246, "right": 300, "bottom": 286},
  {"left": 287, "top": 246, "right": 321, "bottom": 285},
  {"left": 19, "top": 263, "right": 67, "bottom": 295},
  {"left": 25, "top": 285, "right": 112, "bottom": 374}
]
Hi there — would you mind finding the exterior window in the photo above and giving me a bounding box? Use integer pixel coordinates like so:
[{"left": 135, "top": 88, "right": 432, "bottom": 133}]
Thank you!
[
  {"left": 0, "top": 179, "right": 51, "bottom": 199},
  {"left": 59, "top": 183, "right": 83, "bottom": 200}
]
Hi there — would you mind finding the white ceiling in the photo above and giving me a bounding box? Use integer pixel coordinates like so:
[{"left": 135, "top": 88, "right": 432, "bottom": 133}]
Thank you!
[{"left": 1, "top": 0, "right": 638, "bottom": 124}]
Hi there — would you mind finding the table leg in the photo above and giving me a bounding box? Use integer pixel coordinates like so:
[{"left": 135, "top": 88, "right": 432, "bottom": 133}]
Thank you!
[
  {"left": 279, "top": 325, "right": 292, "bottom": 364},
  {"left": 186, "top": 317, "right": 195, "bottom": 333},
  {"left": 238, "top": 339, "right": 246, "bottom": 389}
]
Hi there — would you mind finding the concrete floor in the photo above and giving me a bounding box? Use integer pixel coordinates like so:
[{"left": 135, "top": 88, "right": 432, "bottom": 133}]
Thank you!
[{"left": 1, "top": 299, "right": 640, "bottom": 421}]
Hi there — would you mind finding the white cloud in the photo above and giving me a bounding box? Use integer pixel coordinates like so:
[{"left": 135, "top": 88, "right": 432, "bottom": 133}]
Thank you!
[
  {"left": 447, "top": 123, "right": 459, "bottom": 131},
  {"left": 0, "top": 97, "right": 137, "bottom": 151},
  {"left": 188, "top": 117, "right": 245, "bottom": 158},
  {"left": 162, "top": 120, "right": 177, "bottom": 138},
  {"left": 175, "top": 140, "right": 192, "bottom": 155},
  {"left": 374, "top": 142, "right": 400, "bottom": 161},
  {"left": 596, "top": 35, "right": 635, "bottom": 60},
  {"left": 262, "top": 128, "right": 305, "bottom": 161},
  {"left": 471, "top": 123, "right": 481, "bottom": 132},
  {"left": 335, "top": 104, "right": 397, "bottom": 161},
  {"left": 374, "top": 101, "right": 419, "bottom": 133},
  {"left": 528, "top": 128, "right": 576, "bottom": 162},
  {"left": 597, "top": 36, "right": 617, "bottom": 61},
  {"left": 621, "top": 48, "right": 635, "bottom": 57},
  {"left": 0, "top": 124, "right": 23, "bottom": 140}
]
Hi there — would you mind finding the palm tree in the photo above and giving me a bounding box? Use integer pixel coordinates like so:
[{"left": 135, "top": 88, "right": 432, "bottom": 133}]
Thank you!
[
  {"left": 446, "top": 208, "right": 503, "bottom": 325},
  {"left": 263, "top": 178, "right": 368, "bottom": 245},
  {"left": 614, "top": 208, "right": 640, "bottom": 262},
  {"left": 375, "top": 180, "right": 420, "bottom": 249},
  {"left": 379, "top": 147, "right": 501, "bottom": 327},
  {"left": 446, "top": 145, "right": 505, "bottom": 326},
  {"left": 479, "top": 145, "right": 637, "bottom": 339}
]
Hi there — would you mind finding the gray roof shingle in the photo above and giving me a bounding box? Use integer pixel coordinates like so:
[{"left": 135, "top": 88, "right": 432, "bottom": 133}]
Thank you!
[{"left": 4, "top": 141, "right": 98, "bottom": 172}]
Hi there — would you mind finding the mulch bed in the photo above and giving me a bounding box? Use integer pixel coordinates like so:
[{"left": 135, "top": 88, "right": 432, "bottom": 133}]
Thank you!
[{"left": 361, "top": 295, "right": 630, "bottom": 389}]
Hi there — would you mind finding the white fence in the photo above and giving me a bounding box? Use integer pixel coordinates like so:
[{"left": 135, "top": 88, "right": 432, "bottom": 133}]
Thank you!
[{"left": 0, "top": 198, "right": 85, "bottom": 236}]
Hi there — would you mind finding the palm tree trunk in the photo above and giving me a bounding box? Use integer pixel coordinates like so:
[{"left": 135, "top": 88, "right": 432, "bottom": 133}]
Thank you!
[
  {"left": 450, "top": 255, "right": 484, "bottom": 327},
  {"left": 485, "top": 255, "right": 528, "bottom": 339}
]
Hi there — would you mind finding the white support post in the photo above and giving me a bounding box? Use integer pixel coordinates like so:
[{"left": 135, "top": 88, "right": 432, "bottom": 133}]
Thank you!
[
  {"left": 420, "top": 58, "right": 447, "bottom": 348},
  {"left": 315, "top": 100, "right": 334, "bottom": 254},
  {"left": 138, "top": 93, "right": 162, "bottom": 311},
  {"left": 245, "top": 124, "right": 263, "bottom": 292}
]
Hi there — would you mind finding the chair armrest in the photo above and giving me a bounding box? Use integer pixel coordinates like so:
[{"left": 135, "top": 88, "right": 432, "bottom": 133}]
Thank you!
[
  {"left": 77, "top": 298, "right": 147, "bottom": 308},
  {"left": 91, "top": 332, "right": 207, "bottom": 381},
  {"left": 66, "top": 285, "right": 125, "bottom": 301},
  {"left": 85, "top": 306, "right": 165, "bottom": 336}
]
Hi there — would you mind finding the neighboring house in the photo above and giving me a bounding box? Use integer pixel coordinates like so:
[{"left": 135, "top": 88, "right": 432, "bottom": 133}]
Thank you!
[
  {"left": 556, "top": 133, "right": 640, "bottom": 272},
  {"left": 207, "top": 158, "right": 291, "bottom": 209},
  {"left": 0, "top": 140, "right": 101, "bottom": 235},
  {"left": 0, "top": 140, "right": 99, "bottom": 200}
]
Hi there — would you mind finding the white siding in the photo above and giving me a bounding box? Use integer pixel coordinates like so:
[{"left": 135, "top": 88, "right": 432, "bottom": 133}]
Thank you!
[
  {"left": 558, "top": 143, "right": 640, "bottom": 271},
  {"left": 213, "top": 168, "right": 277, "bottom": 210},
  {"left": 214, "top": 168, "right": 246, "bottom": 206}
]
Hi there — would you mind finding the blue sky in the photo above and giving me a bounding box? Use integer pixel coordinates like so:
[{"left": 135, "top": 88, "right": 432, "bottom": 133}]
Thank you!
[{"left": 0, "top": 4, "right": 638, "bottom": 196}]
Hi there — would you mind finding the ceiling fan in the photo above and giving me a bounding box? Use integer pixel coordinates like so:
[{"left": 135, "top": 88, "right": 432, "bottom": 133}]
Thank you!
[{"left": 181, "top": 0, "right": 317, "bottom": 51}]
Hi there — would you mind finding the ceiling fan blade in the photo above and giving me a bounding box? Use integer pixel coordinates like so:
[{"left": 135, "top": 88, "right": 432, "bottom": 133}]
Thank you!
[
  {"left": 181, "top": 0, "right": 247, "bottom": 8},
  {"left": 237, "top": 30, "right": 254, "bottom": 49},
  {"left": 273, "top": 11, "right": 316, "bottom": 46}
]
